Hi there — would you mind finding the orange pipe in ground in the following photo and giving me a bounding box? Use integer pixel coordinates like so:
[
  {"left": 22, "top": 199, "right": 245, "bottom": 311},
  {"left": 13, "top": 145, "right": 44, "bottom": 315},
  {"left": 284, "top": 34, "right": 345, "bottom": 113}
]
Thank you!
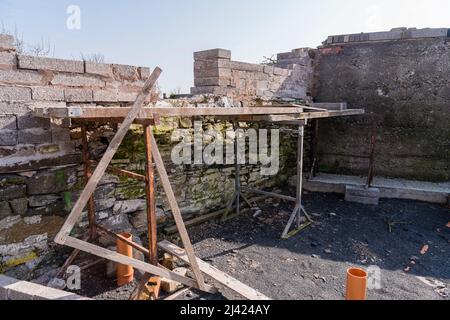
[
  {"left": 117, "top": 232, "right": 134, "bottom": 287},
  {"left": 346, "top": 268, "right": 367, "bottom": 300}
]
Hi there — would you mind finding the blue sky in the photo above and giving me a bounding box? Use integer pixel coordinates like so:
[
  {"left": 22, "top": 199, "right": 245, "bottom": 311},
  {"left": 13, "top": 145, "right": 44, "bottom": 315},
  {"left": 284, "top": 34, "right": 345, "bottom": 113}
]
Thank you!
[{"left": 0, "top": 0, "right": 449, "bottom": 93}]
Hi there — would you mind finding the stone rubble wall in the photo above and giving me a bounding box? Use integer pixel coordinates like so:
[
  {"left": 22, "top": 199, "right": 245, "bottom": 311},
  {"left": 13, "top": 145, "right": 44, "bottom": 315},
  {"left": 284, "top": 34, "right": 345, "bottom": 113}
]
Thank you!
[
  {"left": 191, "top": 48, "right": 315, "bottom": 101},
  {"left": 0, "top": 35, "right": 291, "bottom": 278}
]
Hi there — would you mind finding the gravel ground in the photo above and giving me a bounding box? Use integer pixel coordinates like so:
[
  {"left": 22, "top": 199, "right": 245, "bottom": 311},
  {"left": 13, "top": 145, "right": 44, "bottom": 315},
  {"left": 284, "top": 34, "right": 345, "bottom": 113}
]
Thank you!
[
  {"left": 185, "top": 192, "right": 450, "bottom": 300},
  {"left": 40, "top": 192, "right": 449, "bottom": 300}
]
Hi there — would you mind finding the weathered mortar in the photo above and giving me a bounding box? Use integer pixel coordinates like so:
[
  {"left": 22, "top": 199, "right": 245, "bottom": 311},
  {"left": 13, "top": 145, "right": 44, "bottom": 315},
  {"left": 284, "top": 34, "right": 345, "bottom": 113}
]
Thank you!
[{"left": 314, "top": 36, "right": 450, "bottom": 182}]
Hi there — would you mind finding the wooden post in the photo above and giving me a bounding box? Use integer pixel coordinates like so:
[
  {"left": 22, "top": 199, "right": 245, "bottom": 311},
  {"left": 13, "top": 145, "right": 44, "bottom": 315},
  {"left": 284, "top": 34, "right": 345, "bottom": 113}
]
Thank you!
[
  {"left": 143, "top": 125, "right": 158, "bottom": 265},
  {"left": 81, "top": 125, "right": 96, "bottom": 240}
]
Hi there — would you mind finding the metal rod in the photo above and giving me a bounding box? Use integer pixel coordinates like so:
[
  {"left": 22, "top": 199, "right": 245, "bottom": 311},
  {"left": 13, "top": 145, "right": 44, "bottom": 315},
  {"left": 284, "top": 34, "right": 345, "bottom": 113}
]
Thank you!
[
  {"left": 96, "top": 225, "right": 150, "bottom": 258},
  {"left": 144, "top": 125, "right": 158, "bottom": 266},
  {"left": 296, "top": 125, "right": 304, "bottom": 228},
  {"left": 242, "top": 187, "right": 296, "bottom": 202},
  {"left": 81, "top": 125, "right": 97, "bottom": 240},
  {"left": 234, "top": 122, "right": 241, "bottom": 216}
]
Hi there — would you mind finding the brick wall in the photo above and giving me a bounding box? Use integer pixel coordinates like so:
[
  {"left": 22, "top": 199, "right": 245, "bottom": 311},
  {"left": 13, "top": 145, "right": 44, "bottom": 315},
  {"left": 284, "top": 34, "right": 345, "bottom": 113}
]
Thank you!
[{"left": 191, "top": 48, "right": 315, "bottom": 101}]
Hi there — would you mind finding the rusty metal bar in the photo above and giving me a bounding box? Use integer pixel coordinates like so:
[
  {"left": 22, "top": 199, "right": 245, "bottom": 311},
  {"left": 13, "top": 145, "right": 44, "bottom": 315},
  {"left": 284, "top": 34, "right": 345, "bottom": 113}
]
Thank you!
[
  {"left": 143, "top": 124, "right": 158, "bottom": 266},
  {"left": 81, "top": 125, "right": 97, "bottom": 240}
]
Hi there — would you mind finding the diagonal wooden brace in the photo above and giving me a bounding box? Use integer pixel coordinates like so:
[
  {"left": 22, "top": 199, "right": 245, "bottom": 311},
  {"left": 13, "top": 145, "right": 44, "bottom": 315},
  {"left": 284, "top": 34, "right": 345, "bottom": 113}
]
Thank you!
[
  {"left": 149, "top": 131, "right": 208, "bottom": 291},
  {"left": 54, "top": 67, "right": 162, "bottom": 245}
]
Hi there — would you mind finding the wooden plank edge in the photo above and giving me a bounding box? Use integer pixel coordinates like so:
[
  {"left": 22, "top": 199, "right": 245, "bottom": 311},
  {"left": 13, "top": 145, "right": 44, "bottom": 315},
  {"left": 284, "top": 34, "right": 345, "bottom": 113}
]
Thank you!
[{"left": 158, "top": 240, "right": 271, "bottom": 301}]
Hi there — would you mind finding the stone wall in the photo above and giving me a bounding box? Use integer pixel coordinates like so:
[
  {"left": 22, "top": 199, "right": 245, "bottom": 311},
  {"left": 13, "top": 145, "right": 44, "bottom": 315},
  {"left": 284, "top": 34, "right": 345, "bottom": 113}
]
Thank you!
[
  {"left": 0, "top": 33, "right": 160, "bottom": 275},
  {"left": 191, "top": 48, "right": 315, "bottom": 101},
  {"left": 314, "top": 28, "right": 450, "bottom": 182},
  {"left": 0, "top": 35, "right": 289, "bottom": 277}
]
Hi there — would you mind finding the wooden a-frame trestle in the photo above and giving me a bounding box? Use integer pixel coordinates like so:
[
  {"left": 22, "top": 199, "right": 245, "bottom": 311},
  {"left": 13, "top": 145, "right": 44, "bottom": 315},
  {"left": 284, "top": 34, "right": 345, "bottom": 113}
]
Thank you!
[{"left": 34, "top": 67, "right": 364, "bottom": 300}]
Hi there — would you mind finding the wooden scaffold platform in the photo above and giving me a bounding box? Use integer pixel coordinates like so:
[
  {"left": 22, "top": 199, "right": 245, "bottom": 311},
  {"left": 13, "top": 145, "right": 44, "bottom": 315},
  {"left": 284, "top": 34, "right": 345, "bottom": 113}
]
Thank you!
[{"left": 33, "top": 67, "right": 364, "bottom": 300}]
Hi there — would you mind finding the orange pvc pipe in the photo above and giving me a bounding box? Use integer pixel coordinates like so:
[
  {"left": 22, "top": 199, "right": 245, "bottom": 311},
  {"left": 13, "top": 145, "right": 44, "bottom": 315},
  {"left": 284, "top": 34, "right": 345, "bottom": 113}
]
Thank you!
[
  {"left": 116, "top": 232, "right": 134, "bottom": 286},
  {"left": 346, "top": 268, "right": 367, "bottom": 300}
]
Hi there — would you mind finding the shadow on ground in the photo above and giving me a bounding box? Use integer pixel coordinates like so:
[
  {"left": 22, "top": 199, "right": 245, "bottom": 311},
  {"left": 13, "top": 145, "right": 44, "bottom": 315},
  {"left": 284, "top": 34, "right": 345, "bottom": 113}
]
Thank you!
[{"left": 186, "top": 191, "right": 450, "bottom": 300}]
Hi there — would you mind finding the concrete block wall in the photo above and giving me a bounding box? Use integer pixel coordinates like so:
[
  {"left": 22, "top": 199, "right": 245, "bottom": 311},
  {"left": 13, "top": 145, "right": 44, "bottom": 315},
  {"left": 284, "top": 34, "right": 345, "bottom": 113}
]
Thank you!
[
  {"left": 323, "top": 27, "right": 450, "bottom": 45},
  {"left": 191, "top": 48, "right": 315, "bottom": 101},
  {"left": 314, "top": 28, "right": 450, "bottom": 182}
]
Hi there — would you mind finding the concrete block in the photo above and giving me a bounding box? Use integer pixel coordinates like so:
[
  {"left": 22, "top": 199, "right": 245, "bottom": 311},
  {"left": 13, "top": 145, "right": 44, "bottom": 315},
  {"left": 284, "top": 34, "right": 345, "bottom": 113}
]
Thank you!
[
  {"left": 194, "top": 77, "right": 231, "bottom": 87},
  {"left": 194, "top": 67, "right": 232, "bottom": 79},
  {"left": 51, "top": 73, "right": 105, "bottom": 87},
  {"left": 263, "top": 65, "right": 275, "bottom": 74},
  {"left": 112, "top": 64, "right": 139, "bottom": 81},
  {"left": 0, "top": 34, "right": 15, "bottom": 52},
  {"left": 194, "top": 49, "right": 231, "bottom": 61},
  {"left": 0, "top": 114, "right": 17, "bottom": 129},
  {"left": 368, "top": 31, "right": 403, "bottom": 41},
  {"left": 273, "top": 66, "right": 290, "bottom": 76},
  {"left": 190, "top": 86, "right": 229, "bottom": 95},
  {"left": 345, "top": 186, "right": 380, "bottom": 205},
  {"left": 93, "top": 89, "right": 118, "bottom": 102},
  {"left": 17, "top": 113, "right": 50, "bottom": 129},
  {"left": 0, "top": 52, "right": 17, "bottom": 69},
  {"left": 0, "top": 275, "right": 16, "bottom": 299},
  {"left": 0, "top": 129, "right": 18, "bottom": 146},
  {"left": 5, "top": 280, "right": 43, "bottom": 300},
  {"left": 64, "top": 88, "right": 93, "bottom": 102},
  {"left": 0, "top": 69, "right": 44, "bottom": 85},
  {"left": 409, "top": 28, "right": 448, "bottom": 39},
  {"left": 0, "top": 86, "right": 32, "bottom": 101},
  {"left": 138, "top": 67, "right": 151, "bottom": 80},
  {"left": 85, "top": 61, "right": 113, "bottom": 78},
  {"left": 18, "top": 128, "right": 52, "bottom": 144},
  {"left": 32, "top": 86, "right": 64, "bottom": 101},
  {"left": 230, "top": 61, "right": 264, "bottom": 73},
  {"left": 18, "top": 55, "right": 84, "bottom": 73},
  {"left": 117, "top": 91, "right": 138, "bottom": 102}
]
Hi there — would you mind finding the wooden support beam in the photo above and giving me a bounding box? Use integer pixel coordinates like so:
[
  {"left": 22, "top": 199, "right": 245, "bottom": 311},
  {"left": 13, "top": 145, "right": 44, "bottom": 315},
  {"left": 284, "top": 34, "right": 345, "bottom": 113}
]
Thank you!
[
  {"left": 158, "top": 240, "right": 271, "bottom": 300},
  {"left": 54, "top": 67, "right": 162, "bottom": 244},
  {"left": 150, "top": 131, "right": 207, "bottom": 291},
  {"left": 64, "top": 236, "right": 217, "bottom": 293},
  {"left": 34, "top": 106, "right": 306, "bottom": 119}
]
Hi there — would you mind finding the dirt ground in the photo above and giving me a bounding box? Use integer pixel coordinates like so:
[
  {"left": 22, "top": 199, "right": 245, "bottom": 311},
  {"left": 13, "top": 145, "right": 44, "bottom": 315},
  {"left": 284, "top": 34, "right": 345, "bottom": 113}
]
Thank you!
[
  {"left": 185, "top": 192, "right": 450, "bottom": 300},
  {"left": 28, "top": 191, "right": 449, "bottom": 300}
]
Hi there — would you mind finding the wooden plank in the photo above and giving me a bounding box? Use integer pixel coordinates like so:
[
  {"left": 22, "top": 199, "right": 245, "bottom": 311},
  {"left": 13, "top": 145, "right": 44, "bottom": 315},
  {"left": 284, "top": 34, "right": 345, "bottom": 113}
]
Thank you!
[
  {"left": 150, "top": 132, "right": 207, "bottom": 291},
  {"left": 54, "top": 67, "right": 162, "bottom": 244},
  {"left": 158, "top": 240, "right": 271, "bottom": 300},
  {"left": 164, "top": 287, "right": 191, "bottom": 300},
  {"left": 33, "top": 106, "right": 306, "bottom": 119},
  {"left": 64, "top": 236, "right": 217, "bottom": 293}
]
